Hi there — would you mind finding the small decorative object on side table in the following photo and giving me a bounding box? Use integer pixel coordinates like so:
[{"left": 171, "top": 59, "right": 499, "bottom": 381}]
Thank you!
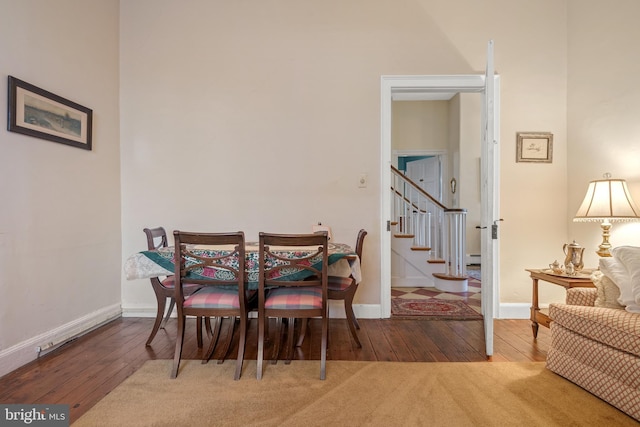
[{"left": 526, "top": 268, "right": 595, "bottom": 339}]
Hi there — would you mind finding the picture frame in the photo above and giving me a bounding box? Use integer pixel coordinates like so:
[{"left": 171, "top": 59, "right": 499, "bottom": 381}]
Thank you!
[
  {"left": 516, "top": 132, "right": 553, "bottom": 163},
  {"left": 7, "top": 76, "right": 92, "bottom": 150}
]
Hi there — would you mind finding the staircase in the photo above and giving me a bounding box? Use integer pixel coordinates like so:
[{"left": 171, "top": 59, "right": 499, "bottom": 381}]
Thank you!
[{"left": 391, "top": 165, "right": 468, "bottom": 291}]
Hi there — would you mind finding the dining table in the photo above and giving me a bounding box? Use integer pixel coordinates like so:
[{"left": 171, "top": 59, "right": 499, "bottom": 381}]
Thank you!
[{"left": 124, "top": 241, "right": 361, "bottom": 289}]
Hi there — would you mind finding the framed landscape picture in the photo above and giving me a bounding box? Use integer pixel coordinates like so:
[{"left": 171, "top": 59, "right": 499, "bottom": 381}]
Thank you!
[
  {"left": 7, "top": 76, "right": 92, "bottom": 150},
  {"left": 516, "top": 132, "right": 553, "bottom": 163}
]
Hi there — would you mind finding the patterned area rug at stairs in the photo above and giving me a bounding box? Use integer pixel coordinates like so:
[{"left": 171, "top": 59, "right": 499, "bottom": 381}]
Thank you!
[{"left": 391, "top": 299, "right": 483, "bottom": 320}]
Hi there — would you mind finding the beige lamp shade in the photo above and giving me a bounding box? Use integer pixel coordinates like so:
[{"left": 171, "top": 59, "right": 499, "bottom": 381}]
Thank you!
[
  {"left": 573, "top": 176, "right": 640, "bottom": 256},
  {"left": 574, "top": 178, "right": 640, "bottom": 221}
]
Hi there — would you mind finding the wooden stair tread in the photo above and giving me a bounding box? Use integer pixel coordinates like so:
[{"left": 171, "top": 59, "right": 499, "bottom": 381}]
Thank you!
[
  {"left": 394, "top": 234, "right": 414, "bottom": 239},
  {"left": 427, "top": 259, "right": 445, "bottom": 264},
  {"left": 432, "top": 273, "right": 469, "bottom": 281},
  {"left": 411, "top": 246, "right": 431, "bottom": 251}
]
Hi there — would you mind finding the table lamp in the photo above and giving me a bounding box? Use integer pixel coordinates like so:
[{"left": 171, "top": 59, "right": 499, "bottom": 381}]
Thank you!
[{"left": 573, "top": 173, "right": 640, "bottom": 257}]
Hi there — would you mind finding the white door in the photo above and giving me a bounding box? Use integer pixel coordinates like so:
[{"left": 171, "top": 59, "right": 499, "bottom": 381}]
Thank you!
[
  {"left": 380, "top": 41, "right": 500, "bottom": 359},
  {"left": 406, "top": 156, "right": 441, "bottom": 247},
  {"left": 406, "top": 157, "right": 441, "bottom": 202},
  {"left": 480, "top": 40, "right": 500, "bottom": 358}
]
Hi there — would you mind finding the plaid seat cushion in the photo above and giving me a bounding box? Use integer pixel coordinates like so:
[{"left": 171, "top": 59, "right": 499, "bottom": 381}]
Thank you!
[
  {"left": 183, "top": 287, "right": 240, "bottom": 309},
  {"left": 265, "top": 287, "right": 322, "bottom": 310},
  {"left": 161, "top": 276, "right": 201, "bottom": 292},
  {"left": 328, "top": 276, "right": 353, "bottom": 291},
  {"left": 160, "top": 276, "right": 175, "bottom": 287}
]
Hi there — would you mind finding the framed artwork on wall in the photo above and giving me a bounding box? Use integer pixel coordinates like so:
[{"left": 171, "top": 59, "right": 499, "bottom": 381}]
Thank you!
[
  {"left": 516, "top": 132, "right": 553, "bottom": 163},
  {"left": 7, "top": 76, "right": 92, "bottom": 150}
]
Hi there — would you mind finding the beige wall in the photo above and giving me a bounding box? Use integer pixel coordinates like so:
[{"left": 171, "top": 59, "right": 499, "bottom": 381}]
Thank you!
[
  {"left": 458, "top": 94, "right": 482, "bottom": 257},
  {"left": 0, "top": 0, "right": 121, "bottom": 375},
  {"left": 448, "top": 95, "right": 461, "bottom": 209},
  {"left": 512, "top": 0, "right": 640, "bottom": 309},
  {"left": 392, "top": 101, "right": 449, "bottom": 152},
  {"left": 567, "top": 0, "right": 640, "bottom": 263},
  {"left": 120, "top": 0, "right": 569, "bottom": 314}
]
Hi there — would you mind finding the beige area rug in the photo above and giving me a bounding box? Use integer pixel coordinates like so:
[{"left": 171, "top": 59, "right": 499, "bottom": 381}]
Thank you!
[{"left": 74, "top": 360, "right": 636, "bottom": 427}]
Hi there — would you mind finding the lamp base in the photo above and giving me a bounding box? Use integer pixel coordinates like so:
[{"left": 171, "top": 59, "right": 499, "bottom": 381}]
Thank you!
[{"left": 597, "top": 220, "right": 613, "bottom": 257}]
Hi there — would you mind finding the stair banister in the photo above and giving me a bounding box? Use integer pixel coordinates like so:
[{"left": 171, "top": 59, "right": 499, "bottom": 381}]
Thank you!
[
  {"left": 391, "top": 165, "right": 446, "bottom": 258},
  {"left": 390, "top": 165, "right": 446, "bottom": 209},
  {"left": 390, "top": 166, "right": 467, "bottom": 280},
  {"left": 443, "top": 208, "right": 467, "bottom": 277}
]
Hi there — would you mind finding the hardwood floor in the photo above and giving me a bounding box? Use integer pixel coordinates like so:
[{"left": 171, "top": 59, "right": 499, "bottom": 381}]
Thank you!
[{"left": 0, "top": 316, "right": 550, "bottom": 423}]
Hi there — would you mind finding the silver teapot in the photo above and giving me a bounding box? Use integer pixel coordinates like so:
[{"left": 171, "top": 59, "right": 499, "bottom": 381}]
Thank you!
[{"left": 563, "top": 240, "right": 585, "bottom": 271}]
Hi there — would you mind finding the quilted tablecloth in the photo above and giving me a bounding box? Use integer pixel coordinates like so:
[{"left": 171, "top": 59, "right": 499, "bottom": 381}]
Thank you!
[{"left": 124, "top": 242, "right": 361, "bottom": 289}]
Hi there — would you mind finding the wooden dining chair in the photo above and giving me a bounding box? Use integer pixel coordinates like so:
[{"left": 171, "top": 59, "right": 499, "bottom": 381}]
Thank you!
[
  {"left": 171, "top": 230, "right": 250, "bottom": 380},
  {"left": 297, "top": 228, "right": 367, "bottom": 348},
  {"left": 143, "top": 227, "right": 208, "bottom": 347},
  {"left": 328, "top": 229, "right": 367, "bottom": 347},
  {"left": 257, "top": 232, "right": 329, "bottom": 380}
]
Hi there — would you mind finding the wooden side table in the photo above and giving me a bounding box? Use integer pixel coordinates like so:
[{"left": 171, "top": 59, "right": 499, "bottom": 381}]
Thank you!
[{"left": 526, "top": 269, "right": 595, "bottom": 339}]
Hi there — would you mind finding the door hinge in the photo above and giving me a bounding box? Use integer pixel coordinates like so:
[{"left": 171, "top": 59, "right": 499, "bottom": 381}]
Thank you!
[{"left": 387, "top": 220, "right": 391, "bottom": 232}]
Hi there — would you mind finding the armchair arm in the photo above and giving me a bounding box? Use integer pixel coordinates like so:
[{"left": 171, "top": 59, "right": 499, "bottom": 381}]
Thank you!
[{"left": 565, "top": 287, "right": 597, "bottom": 306}]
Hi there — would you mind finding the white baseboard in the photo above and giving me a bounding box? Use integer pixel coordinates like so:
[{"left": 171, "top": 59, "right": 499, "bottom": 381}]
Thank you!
[
  {"left": 330, "top": 302, "right": 382, "bottom": 319},
  {"left": 121, "top": 306, "right": 161, "bottom": 318},
  {"left": 352, "top": 304, "right": 383, "bottom": 319},
  {"left": 497, "top": 303, "right": 531, "bottom": 319},
  {"left": 0, "top": 303, "right": 122, "bottom": 378},
  {"left": 466, "top": 253, "right": 481, "bottom": 265},
  {"left": 391, "top": 277, "right": 436, "bottom": 287}
]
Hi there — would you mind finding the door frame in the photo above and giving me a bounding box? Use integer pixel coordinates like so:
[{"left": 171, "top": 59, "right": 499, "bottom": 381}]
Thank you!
[{"left": 380, "top": 75, "right": 500, "bottom": 324}]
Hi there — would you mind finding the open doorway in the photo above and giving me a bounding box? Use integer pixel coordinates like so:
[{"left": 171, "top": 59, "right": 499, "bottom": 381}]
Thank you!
[
  {"left": 380, "top": 69, "right": 500, "bottom": 357},
  {"left": 391, "top": 118, "right": 483, "bottom": 316},
  {"left": 391, "top": 95, "right": 483, "bottom": 269}
]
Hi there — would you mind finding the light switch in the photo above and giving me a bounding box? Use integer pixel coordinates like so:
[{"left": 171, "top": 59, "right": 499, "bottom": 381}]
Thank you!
[{"left": 358, "top": 174, "right": 367, "bottom": 188}]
